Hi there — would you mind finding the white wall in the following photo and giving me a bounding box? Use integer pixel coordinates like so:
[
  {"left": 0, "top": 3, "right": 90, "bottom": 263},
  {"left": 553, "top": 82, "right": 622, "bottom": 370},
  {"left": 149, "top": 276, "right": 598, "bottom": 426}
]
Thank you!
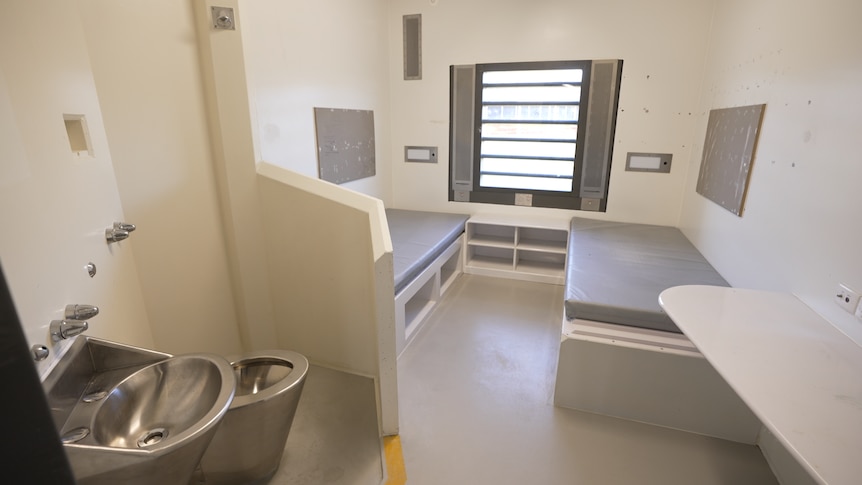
[
  {"left": 194, "top": 0, "right": 279, "bottom": 351},
  {"left": 0, "top": 0, "right": 154, "bottom": 376},
  {"left": 77, "top": 0, "right": 243, "bottom": 356},
  {"left": 240, "top": 0, "right": 393, "bottom": 203},
  {"left": 679, "top": 0, "right": 862, "bottom": 345},
  {"left": 258, "top": 165, "right": 387, "bottom": 375},
  {"left": 257, "top": 163, "right": 399, "bottom": 434},
  {"left": 386, "top": 0, "right": 716, "bottom": 225},
  {"left": 195, "top": 0, "right": 400, "bottom": 433}
]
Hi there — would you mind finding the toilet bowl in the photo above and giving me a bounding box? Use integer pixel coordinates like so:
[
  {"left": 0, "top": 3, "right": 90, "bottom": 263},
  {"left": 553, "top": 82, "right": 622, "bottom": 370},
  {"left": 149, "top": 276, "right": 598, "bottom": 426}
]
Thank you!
[{"left": 198, "top": 350, "right": 309, "bottom": 485}]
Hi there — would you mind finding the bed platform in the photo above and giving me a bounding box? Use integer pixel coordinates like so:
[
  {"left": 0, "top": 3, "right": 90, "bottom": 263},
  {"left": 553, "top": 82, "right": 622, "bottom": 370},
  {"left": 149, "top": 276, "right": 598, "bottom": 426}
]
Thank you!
[
  {"left": 563, "top": 217, "right": 730, "bottom": 333},
  {"left": 386, "top": 209, "right": 469, "bottom": 356},
  {"left": 555, "top": 217, "right": 761, "bottom": 443}
]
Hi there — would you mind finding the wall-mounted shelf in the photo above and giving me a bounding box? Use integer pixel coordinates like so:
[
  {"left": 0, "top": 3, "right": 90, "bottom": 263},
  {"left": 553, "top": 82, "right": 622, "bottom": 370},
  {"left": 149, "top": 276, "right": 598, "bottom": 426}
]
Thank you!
[{"left": 463, "top": 215, "right": 569, "bottom": 285}]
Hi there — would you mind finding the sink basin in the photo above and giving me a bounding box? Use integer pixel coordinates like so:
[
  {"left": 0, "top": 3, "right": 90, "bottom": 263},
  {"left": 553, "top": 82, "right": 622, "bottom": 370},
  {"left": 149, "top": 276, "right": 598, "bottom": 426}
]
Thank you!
[{"left": 41, "top": 337, "right": 236, "bottom": 485}]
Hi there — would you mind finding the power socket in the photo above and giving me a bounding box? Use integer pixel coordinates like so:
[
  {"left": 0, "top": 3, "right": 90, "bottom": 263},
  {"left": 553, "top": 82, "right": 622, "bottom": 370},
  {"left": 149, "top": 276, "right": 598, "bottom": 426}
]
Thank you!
[
  {"left": 835, "top": 284, "right": 861, "bottom": 313},
  {"left": 856, "top": 298, "right": 862, "bottom": 321}
]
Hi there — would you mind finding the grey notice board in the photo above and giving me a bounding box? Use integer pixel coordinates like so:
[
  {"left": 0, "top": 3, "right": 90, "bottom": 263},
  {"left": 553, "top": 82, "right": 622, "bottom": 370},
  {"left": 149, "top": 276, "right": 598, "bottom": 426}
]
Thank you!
[
  {"left": 696, "top": 104, "right": 765, "bottom": 216},
  {"left": 314, "top": 108, "right": 376, "bottom": 184}
]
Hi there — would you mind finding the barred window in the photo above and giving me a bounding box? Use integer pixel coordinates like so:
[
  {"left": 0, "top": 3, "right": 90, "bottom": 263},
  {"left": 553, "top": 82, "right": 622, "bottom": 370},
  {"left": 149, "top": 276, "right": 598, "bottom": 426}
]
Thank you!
[
  {"left": 479, "top": 66, "right": 583, "bottom": 192},
  {"left": 450, "top": 60, "right": 622, "bottom": 211}
]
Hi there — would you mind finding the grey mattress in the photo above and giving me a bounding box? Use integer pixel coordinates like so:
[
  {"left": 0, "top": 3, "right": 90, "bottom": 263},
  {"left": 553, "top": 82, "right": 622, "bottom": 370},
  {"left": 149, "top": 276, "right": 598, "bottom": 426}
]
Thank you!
[
  {"left": 565, "top": 217, "right": 729, "bottom": 333},
  {"left": 386, "top": 209, "right": 469, "bottom": 294}
]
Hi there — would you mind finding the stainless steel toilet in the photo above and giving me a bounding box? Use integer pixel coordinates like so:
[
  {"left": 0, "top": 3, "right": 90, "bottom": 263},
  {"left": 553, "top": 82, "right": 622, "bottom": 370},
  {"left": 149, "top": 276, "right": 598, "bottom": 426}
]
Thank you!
[{"left": 198, "top": 350, "right": 309, "bottom": 484}]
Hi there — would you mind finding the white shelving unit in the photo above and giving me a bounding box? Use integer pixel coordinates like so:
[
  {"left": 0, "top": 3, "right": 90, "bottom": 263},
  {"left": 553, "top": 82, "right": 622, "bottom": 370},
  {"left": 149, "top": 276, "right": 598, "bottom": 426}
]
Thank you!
[{"left": 463, "top": 215, "right": 569, "bottom": 285}]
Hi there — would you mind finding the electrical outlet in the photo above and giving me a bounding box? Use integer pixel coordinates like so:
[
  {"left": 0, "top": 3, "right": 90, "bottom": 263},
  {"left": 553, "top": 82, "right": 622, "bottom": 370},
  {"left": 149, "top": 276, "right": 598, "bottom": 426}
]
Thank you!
[
  {"left": 855, "top": 298, "right": 862, "bottom": 321},
  {"left": 835, "top": 284, "right": 861, "bottom": 313}
]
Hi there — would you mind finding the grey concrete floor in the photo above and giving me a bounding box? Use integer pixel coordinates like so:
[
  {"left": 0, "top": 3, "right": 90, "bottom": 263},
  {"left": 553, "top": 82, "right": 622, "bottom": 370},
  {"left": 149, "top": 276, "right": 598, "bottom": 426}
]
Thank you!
[
  {"left": 271, "top": 365, "right": 383, "bottom": 485},
  {"left": 397, "top": 274, "right": 779, "bottom": 485},
  {"left": 259, "top": 274, "right": 780, "bottom": 485}
]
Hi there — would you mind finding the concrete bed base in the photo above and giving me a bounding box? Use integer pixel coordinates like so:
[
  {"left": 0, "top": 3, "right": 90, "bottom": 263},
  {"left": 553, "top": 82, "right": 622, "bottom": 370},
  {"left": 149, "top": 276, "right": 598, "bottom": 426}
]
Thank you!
[
  {"left": 554, "top": 318, "right": 762, "bottom": 444},
  {"left": 394, "top": 236, "right": 463, "bottom": 357}
]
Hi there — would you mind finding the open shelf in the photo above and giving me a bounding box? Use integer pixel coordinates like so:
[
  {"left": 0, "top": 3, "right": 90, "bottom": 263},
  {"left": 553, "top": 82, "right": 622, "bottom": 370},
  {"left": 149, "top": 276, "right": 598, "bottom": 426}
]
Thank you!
[
  {"left": 517, "top": 238, "right": 567, "bottom": 253},
  {"left": 396, "top": 234, "right": 465, "bottom": 357},
  {"left": 467, "top": 235, "right": 515, "bottom": 248},
  {"left": 440, "top": 247, "right": 461, "bottom": 293},
  {"left": 463, "top": 216, "right": 569, "bottom": 285},
  {"left": 404, "top": 275, "right": 437, "bottom": 337}
]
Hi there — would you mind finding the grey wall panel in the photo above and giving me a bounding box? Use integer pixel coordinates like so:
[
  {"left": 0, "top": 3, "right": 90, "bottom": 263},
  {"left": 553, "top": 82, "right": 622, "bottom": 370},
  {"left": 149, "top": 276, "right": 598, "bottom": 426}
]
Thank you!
[
  {"left": 314, "top": 108, "right": 376, "bottom": 184},
  {"left": 696, "top": 104, "right": 765, "bottom": 216}
]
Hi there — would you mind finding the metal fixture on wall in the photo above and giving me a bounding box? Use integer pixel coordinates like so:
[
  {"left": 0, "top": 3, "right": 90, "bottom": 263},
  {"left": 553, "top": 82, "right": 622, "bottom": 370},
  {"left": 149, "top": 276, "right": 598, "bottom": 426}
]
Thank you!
[
  {"left": 105, "top": 222, "right": 136, "bottom": 243},
  {"left": 31, "top": 345, "right": 49, "bottom": 361},
  {"left": 625, "top": 152, "right": 673, "bottom": 173},
  {"left": 65, "top": 304, "right": 99, "bottom": 321},
  {"left": 50, "top": 319, "right": 89, "bottom": 341},
  {"left": 404, "top": 146, "right": 438, "bottom": 163},
  {"left": 211, "top": 6, "right": 236, "bottom": 30},
  {"left": 50, "top": 303, "right": 99, "bottom": 341}
]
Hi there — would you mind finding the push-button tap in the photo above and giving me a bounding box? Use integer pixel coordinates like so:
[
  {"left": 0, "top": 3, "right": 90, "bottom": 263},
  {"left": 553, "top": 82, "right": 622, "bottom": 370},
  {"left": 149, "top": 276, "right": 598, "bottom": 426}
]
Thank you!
[{"left": 50, "top": 304, "right": 100, "bottom": 341}]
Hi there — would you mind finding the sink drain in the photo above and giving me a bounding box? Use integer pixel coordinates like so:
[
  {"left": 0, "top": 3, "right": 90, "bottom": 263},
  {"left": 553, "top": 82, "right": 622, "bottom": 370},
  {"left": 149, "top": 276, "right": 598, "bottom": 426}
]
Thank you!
[
  {"left": 61, "top": 426, "right": 90, "bottom": 444},
  {"left": 137, "top": 428, "right": 168, "bottom": 448}
]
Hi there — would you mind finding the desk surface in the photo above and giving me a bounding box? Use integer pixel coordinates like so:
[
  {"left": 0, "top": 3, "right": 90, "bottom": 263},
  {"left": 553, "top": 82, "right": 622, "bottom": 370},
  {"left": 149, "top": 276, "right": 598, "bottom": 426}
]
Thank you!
[{"left": 659, "top": 286, "right": 862, "bottom": 485}]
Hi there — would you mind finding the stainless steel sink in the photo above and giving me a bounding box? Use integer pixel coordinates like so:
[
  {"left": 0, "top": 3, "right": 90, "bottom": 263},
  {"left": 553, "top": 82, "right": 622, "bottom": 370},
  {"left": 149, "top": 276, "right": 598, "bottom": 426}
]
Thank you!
[{"left": 41, "top": 336, "right": 236, "bottom": 485}]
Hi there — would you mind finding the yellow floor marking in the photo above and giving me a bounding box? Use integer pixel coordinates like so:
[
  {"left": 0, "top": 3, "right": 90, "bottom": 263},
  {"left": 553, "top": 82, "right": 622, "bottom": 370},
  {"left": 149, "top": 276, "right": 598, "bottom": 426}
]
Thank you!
[{"left": 383, "top": 435, "right": 407, "bottom": 485}]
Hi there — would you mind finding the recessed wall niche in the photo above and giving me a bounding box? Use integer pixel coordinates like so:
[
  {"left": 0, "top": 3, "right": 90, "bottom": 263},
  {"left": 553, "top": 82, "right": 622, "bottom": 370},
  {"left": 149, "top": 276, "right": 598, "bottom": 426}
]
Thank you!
[{"left": 63, "top": 114, "right": 93, "bottom": 157}]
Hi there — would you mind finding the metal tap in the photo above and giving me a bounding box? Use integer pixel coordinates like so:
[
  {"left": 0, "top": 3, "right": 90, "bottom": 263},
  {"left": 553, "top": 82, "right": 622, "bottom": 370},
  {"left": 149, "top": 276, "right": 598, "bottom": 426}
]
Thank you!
[
  {"left": 50, "top": 319, "right": 89, "bottom": 341},
  {"left": 106, "top": 222, "right": 136, "bottom": 243},
  {"left": 65, "top": 304, "right": 99, "bottom": 320},
  {"left": 50, "top": 304, "right": 100, "bottom": 341}
]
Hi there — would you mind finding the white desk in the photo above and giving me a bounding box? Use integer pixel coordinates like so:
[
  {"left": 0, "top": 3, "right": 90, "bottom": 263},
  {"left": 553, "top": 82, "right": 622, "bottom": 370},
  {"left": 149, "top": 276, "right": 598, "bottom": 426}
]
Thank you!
[{"left": 659, "top": 286, "right": 862, "bottom": 485}]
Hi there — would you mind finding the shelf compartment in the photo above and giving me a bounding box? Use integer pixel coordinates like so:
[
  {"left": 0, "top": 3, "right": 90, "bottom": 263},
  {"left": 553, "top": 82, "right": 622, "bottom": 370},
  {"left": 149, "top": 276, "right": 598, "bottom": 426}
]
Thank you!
[
  {"left": 518, "top": 227, "right": 568, "bottom": 253},
  {"left": 439, "top": 240, "right": 462, "bottom": 294},
  {"left": 467, "top": 235, "right": 515, "bottom": 248},
  {"left": 466, "top": 245, "right": 515, "bottom": 271},
  {"left": 516, "top": 248, "right": 566, "bottom": 266},
  {"left": 517, "top": 238, "right": 568, "bottom": 253},
  {"left": 516, "top": 259, "right": 565, "bottom": 278},
  {"left": 463, "top": 216, "right": 569, "bottom": 285},
  {"left": 468, "top": 223, "right": 516, "bottom": 248},
  {"left": 404, "top": 275, "right": 437, "bottom": 337}
]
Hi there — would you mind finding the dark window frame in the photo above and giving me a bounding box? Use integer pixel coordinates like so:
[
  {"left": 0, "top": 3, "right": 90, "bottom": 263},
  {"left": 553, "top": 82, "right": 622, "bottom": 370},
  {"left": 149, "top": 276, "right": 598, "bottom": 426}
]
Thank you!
[
  {"left": 449, "top": 59, "right": 623, "bottom": 211},
  {"left": 473, "top": 60, "right": 590, "bottom": 201}
]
